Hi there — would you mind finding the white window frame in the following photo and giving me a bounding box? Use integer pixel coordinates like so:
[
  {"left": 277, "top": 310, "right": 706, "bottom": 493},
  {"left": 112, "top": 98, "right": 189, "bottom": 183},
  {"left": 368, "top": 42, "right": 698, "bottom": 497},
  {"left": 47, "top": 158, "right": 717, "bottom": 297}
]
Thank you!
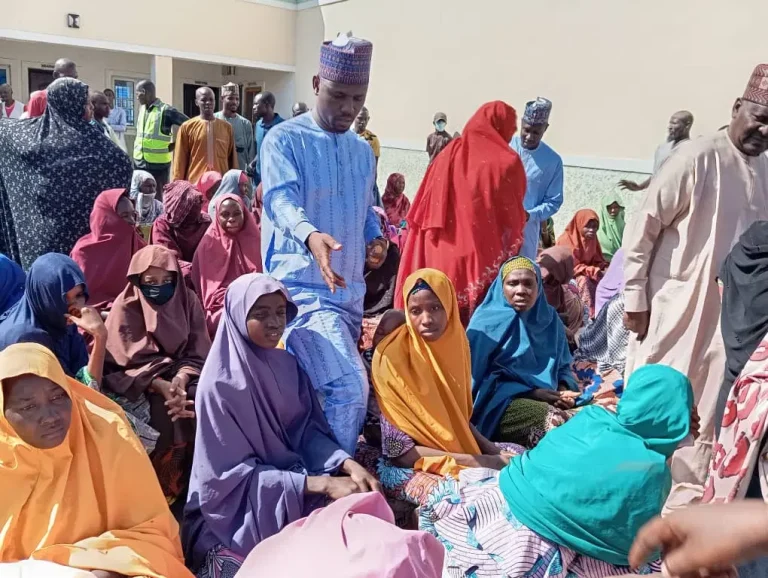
[{"left": 107, "top": 70, "right": 148, "bottom": 134}]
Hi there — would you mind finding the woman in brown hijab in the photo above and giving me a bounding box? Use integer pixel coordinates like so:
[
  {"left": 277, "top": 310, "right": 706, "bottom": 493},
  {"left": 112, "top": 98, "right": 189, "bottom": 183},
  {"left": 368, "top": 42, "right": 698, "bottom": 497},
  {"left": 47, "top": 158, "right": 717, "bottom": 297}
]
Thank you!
[
  {"left": 102, "top": 245, "right": 211, "bottom": 504},
  {"left": 151, "top": 181, "right": 211, "bottom": 283},
  {"left": 537, "top": 247, "right": 586, "bottom": 350}
]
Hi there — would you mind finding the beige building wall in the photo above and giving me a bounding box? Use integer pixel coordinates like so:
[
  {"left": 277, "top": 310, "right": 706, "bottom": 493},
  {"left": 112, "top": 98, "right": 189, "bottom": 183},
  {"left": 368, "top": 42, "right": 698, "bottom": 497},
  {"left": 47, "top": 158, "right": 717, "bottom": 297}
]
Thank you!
[
  {"left": 1, "top": 0, "right": 295, "bottom": 68},
  {"left": 296, "top": 0, "right": 767, "bottom": 229}
]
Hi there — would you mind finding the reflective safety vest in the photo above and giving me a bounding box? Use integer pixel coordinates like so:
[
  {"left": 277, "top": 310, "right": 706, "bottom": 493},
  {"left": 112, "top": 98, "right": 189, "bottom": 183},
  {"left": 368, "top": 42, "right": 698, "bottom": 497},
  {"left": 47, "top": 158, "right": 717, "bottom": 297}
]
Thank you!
[{"left": 133, "top": 101, "right": 172, "bottom": 165}]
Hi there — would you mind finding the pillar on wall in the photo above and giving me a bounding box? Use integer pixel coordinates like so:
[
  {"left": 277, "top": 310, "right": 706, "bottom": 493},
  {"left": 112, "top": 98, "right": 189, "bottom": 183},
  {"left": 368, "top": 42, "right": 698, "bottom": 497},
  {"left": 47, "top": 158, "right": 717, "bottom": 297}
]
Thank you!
[{"left": 151, "top": 55, "right": 174, "bottom": 105}]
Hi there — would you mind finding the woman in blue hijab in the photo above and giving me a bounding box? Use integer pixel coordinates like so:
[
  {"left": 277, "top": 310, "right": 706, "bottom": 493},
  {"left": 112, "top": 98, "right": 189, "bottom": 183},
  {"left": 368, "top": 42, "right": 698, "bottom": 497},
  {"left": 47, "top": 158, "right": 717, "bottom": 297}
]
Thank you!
[
  {"left": 420, "top": 364, "right": 694, "bottom": 577},
  {"left": 468, "top": 256, "right": 578, "bottom": 447},
  {"left": 0, "top": 253, "right": 108, "bottom": 383},
  {"left": 0, "top": 253, "right": 25, "bottom": 321}
]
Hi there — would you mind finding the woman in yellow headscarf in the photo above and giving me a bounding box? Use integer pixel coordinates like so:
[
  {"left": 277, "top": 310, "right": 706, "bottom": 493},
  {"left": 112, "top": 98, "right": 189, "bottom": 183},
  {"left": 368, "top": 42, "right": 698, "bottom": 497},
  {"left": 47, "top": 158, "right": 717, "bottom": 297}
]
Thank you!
[
  {"left": 0, "top": 342, "right": 192, "bottom": 578},
  {"left": 372, "top": 269, "right": 522, "bottom": 506}
]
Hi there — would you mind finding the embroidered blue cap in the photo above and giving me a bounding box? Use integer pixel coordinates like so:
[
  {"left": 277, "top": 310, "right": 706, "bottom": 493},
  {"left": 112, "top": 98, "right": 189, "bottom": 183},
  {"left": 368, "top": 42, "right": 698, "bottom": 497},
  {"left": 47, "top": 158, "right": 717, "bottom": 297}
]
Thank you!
[
  {"left": 522, "top": 97, "right": 553, "bottom": 126},
  {"left": 319, "top": 33, "right": 373, "bottom": 86}
]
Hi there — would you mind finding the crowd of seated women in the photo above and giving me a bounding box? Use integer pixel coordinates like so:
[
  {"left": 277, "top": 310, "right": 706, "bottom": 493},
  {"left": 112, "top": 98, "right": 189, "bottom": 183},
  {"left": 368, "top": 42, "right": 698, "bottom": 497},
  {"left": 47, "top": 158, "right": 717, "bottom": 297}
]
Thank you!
[{"left": 1, "top": 178, "right": 714, "bottom": 578}]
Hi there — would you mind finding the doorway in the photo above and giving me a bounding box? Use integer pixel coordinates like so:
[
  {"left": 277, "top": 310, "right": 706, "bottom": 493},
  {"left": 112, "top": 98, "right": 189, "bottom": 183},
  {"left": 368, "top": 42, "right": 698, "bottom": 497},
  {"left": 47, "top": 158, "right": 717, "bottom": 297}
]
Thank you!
[
  {"left": 28, "top": 68, "right": 53, "bottom": 92},
  {"left": 182, "top": 83, "right": 219, "bottom": 118}
]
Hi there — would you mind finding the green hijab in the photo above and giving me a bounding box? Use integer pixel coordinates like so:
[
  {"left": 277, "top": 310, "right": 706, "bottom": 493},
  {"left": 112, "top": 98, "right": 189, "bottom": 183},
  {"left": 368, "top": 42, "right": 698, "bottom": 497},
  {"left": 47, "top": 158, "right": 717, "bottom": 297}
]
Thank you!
[
  {"left": 499, "top": 364, "right": 693, "bottom": 566},
  {"left": 596, "top": 193, "right": 625, "bottom": 261}
]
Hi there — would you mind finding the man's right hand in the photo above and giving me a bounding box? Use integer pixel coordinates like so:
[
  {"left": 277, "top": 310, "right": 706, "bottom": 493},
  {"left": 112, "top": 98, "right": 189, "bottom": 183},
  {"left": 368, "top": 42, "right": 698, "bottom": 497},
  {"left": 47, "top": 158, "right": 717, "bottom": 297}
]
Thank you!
[
  {"left": 623, "top": 310, "right": 650, "bottom": 341},
  {"left": 307, "top": 232, "right": 346, "bottom": 293},
  {"left": 618, "top": 179, "right": 642, "bottom": 191},
  {"left": 629, "top": 502, "right": 768, "bottom": 577}
]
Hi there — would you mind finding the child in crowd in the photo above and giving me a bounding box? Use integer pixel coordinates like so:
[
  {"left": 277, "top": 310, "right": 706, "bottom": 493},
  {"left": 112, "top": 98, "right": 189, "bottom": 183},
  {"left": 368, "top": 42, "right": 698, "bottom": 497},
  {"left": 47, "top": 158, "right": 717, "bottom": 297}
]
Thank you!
[{"left": 556, "top": 209, "right": 608, "bottom": 317}]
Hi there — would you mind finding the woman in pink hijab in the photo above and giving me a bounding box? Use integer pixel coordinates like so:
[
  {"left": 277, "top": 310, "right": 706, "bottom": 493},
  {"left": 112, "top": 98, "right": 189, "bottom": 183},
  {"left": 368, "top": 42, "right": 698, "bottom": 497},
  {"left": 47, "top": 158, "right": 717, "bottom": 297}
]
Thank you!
[
  {"left": 191, "top": 194, "right": 262, "bottom": 338},
  {"left": 234, "top": 493, "right": 444, "bottom": 578}
]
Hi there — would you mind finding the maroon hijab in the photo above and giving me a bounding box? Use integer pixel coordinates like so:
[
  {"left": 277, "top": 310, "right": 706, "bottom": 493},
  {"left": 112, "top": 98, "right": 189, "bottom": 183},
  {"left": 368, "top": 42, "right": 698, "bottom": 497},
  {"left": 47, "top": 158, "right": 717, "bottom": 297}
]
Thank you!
[{"left": 70, "top": 188, "right": 146, "bottom": 309}]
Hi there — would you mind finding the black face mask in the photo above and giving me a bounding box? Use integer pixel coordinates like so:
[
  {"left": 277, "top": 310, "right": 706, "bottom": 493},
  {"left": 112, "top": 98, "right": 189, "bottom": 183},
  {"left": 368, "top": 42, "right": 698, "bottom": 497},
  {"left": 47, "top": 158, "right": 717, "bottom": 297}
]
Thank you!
[{"left": 139, "top": 282, "right": 175, "bottom": 306}]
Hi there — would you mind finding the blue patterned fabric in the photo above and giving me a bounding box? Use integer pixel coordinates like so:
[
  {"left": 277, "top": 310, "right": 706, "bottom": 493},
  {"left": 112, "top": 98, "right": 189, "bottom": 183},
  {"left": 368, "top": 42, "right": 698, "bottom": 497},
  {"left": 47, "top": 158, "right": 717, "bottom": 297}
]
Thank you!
[
  {"left": 260, "top": 112, "right": 381, "bottom": 454},
  {"left": 510, "top": 135, "right": 564, "bottom": 259}
]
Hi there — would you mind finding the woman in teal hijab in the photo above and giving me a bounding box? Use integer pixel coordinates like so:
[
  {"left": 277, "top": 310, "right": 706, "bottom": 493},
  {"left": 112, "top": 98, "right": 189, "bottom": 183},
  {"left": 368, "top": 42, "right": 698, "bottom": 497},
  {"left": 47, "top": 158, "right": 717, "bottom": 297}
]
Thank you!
[
  {"left": 468, "top": 256, "right": 578, "bottom": 447},
  {"left": 596, "top": 193, "right": 625, "bottom": 261},
  {"left": 420, "top": 364, "right": 693, "bottom": 577}
]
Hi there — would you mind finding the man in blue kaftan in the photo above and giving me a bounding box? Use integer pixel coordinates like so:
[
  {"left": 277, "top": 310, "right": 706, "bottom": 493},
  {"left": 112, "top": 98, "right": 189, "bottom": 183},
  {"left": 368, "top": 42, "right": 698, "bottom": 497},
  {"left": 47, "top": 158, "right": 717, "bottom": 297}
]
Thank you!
[
  {"left": 260, "top": 35, "right": 384, "bottom": 455},
  {"left": 510, "top": 97, "right": 564, "bottom": 259}
]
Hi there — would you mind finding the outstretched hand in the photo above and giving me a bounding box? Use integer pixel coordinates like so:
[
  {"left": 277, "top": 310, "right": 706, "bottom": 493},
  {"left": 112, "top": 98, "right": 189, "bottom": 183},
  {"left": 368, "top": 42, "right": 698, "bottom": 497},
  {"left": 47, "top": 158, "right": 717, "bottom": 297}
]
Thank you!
[
  {"left": 307, "top": 232, "right": 346, "bottom": 293},
  {"left": 629, "top": 502, "right": 768, "bottom": 577},
  {"left": 618, "top": 179, "right": 642, "bottom": 192}
]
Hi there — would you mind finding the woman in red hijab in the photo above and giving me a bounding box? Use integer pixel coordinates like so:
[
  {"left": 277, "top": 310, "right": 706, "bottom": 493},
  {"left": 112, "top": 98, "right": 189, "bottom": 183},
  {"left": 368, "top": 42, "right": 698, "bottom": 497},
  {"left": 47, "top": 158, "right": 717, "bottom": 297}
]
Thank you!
[
  {"left": 556, "top": 209, "right": 608, "bottom": 318},
  {"left": 382, "top": 173, "right": 411, "bottom": 229},
  {"left": 395, "top": 101, "right": 527, "bottom": 325},
  {"left": 192, "top": 194, "right": 262, "bottom": 338},
  {"left": 196, "top": 170, "right": 222, "bottom": 215},
  {"left": 70, "top": 188, "right": 146, "bottom": 310},
  {"left": 151, "top": 180, "right": 211, "bottom": 282},
  {"left": 22, "top": 90, "right": 47, "bottom": 118}
]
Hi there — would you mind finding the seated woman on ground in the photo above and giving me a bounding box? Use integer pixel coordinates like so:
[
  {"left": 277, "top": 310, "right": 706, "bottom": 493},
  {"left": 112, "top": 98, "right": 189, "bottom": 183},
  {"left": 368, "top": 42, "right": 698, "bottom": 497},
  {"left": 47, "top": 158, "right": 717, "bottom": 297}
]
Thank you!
[
  {"left": 192, "top": 194, "right": 262, "bottom": 339},
  {"left": 0, "top": 253, "right": 25, "bottom": 321},
  {"left": 70, "top": 188, "right": 146, "bottom": 311},
  {"left": 0, "top": 342, "right": 193, "bottom": 578},
  {"left": 573, "top": 248, "right": 629, "bottom": 402},
  {"left": 102, "top": 245, "right": 210, "bottom": 503},
  {"left": 0, "top": 253, "right": 107, "bottom": 387},
  {"left": 469, "top": 257, "right": 579, "bottom": 449},
  {"left": 129, "top": 169, "right": 163, "bottom": 241},
  {"left": 596, "top": 193, "right": 626, "bottom": 262},
  {"left": 537, "top": 247, "right": 585, "bottom": 350},
  {"left": 151, "top": 180, "right": 212, "bottom": 282},
  {"left": 361, "top": 207, "right": 402, "bottom": 350},
  {"left": 359, "top": 309, "right": 407, "bottom": 454},
  {"left": 195, "top": 170, "right": 222, "bottom": 215},
  {"left": 236, "top": 493, "right": 443, "bottom": 578},
  {"left": 207, "top": 169, "right": 252, "bottom": 218},
  {"left": 556, "top": 208, "right": 608, "bottom": 317},
  {"left": 595, "top": 247, "right": 625, "bottom": 316},
  {"left": 421, "top": 365, "right": 694, "bottom": 578},
  {"left": 183, "top": 274, "right": 381, "bottom": 577},
  {"left": 371, "top": 269, "right": 523, "bottom": 507},
  {"left": 381, "top": 172, "right": 411, "bottom": 233}
]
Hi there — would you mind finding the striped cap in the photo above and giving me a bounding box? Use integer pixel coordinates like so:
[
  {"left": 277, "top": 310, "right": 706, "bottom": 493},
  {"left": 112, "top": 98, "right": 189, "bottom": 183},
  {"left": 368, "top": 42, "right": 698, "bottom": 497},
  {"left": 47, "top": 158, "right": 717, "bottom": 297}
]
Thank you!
[{"left": 743, "top": 64, "right": 768, "bottom": 106}]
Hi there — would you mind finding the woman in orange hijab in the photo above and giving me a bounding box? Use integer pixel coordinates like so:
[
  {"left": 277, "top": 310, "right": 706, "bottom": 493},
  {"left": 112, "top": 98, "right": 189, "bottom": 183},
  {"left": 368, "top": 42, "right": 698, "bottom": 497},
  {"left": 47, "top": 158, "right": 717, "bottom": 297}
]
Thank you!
[
  {"left": 0, "top": 342, "right": 191, "bottom": 578},
  {"left": 556, "top": 209, "right": 608, "bottom": 317},
  {"left": 372, "top": 269, "right": 523, "bottom": 507},
  {"left": 395, "top": 102, "right": 527, "bottom": 326}
]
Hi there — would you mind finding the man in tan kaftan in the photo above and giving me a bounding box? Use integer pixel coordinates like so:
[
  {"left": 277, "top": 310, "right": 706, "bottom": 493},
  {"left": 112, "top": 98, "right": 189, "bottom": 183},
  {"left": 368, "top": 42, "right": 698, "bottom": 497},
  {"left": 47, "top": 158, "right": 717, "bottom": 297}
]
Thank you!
[
  {"left": 172, "top": 86, "right": 237, "bottom": 184},
  {"left": 623, "top": 64, "right": 768, "bottom": 506}
]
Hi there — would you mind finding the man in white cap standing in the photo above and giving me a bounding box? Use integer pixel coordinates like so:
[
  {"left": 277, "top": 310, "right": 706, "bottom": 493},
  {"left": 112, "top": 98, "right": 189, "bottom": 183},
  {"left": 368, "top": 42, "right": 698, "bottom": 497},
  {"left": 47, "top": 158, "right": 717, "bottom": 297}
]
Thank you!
[
  {"left": 510, "top": 97, "right": 564, "bottom": 259},
  {"left": 260, "top": 34, "right": 386, "bottom": 455}
]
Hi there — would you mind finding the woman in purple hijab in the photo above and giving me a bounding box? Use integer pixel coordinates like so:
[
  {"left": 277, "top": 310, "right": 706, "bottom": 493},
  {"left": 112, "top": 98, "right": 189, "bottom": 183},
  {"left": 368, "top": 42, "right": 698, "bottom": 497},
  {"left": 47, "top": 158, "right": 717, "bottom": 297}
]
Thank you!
[
  {"left": 595, "top": 248, "right": 625, "bottom": 316},
  {"left": 182, "top": 273, "right": 381, "bottom": 578}
]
